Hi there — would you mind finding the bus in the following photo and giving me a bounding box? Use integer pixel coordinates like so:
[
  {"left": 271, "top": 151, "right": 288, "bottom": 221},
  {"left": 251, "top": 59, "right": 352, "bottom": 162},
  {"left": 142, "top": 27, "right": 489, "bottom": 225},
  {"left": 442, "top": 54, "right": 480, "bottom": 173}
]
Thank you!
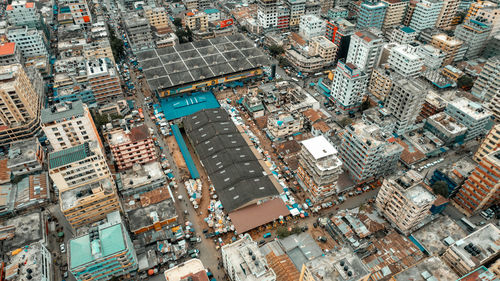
[{"left": 461, "top": 217, "right": 476, "bottom": 231}]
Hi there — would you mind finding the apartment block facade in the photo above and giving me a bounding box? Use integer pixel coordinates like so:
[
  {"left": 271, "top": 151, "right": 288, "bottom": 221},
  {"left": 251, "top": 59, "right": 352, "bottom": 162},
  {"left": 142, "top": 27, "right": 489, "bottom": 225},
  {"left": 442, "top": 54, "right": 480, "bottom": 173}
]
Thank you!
[
  {"left": 388, "top": 43, "right": 424, "bottom": 77},
  {"left": 330, "top": 60, "right": 369, "bottom": 113},
  {"left": 287, "top": 0, "right": 306, "bottom": 28},
  {"left": 445, "top": 98, "right": 492, "bottom": 141},
  {"left": 107, "top": 125, "right": 157, "bottom": 171},
  {"left": 471, "top": 56, "right": 500, "bottom": 102},
  {"left": 436, "top": 0, "right": 459, "bottom": 29},
  {"left": 87, "top": 58, "right": 124, "bottom": 105},
  {"left": 431, "top": 34, "right": 464, "bottom": 65},
  {"left": 357, "top": 1, "right": 387, "bottom": 29},
  {"left": 346, "top": 30, "right": 383, "bottom": 74},
  {"left": 409, "top": 0, "right": 444, "bottom": 31},
  {"left": 474, "top": 124, "right": 500, "bottom": 162},
  {"left": 125, "top": 15, "right": 155, "bottom": 53},
  {"left": 6, "top": 26, "right": 48, "bottom": 59},
  {"left": 5, "top": 1, "right": 41, "bottom": 28},
  {"left": 258, "top": 0, "right": 278, "bottom": 29},
  {"left": 455, "top": 18, "right": 492, "bottom": 59},
  {"left": 382, "top": 0, "right": 408, "bottom": 29}
]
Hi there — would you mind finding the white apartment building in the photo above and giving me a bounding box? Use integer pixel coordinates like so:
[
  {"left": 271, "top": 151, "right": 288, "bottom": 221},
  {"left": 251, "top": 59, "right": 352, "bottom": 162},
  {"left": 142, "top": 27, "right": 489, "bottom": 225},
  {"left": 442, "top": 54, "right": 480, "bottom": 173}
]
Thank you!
[
  {"left": 409, "top": 0, "right": 444, "bottom": 32},
  {"left": 298, "top": 14, "right": 325, "bottom": 41},
  {"left": 5, "top": 1, "right": 41, "bottom": 28},
  {"left": 6, "top": 26, "right": 48, "bottom": 59},
  {"left": 221, "top": 234, "right": 276, "bottom": 281},
  {"left": 388, "top": 43, "right": 424, "bottom": 77},
  {"left": 445, "top": 98, "right": 493, "bottom": 141},
  {"left": 385, "top": 78, "right": 427, "bottom": 135},
  {"left": 391, "top": 26, "right": 417, "bottom": 44},
  {"left": 63, "top": 0, "right": 92, "bottom": 26},
  {"left": 330, "top": 60, "right": 369, "bottom": 113},
  {"left": 375, "top": 171, "right": 436, "bottom": 234},
  {"left": 258, "top": 0, "right": 278, "bottom": 29},
  {"left": 346, "top": 30, "right": 384, "bottom": 74},
  {"left": 436, "top": 0, "right": 459, "bottom": 29},
  {"left": 381, "top": 0, "right": 408, "bottom": 29},
  {"left": 472, "top": 56, "right": 499, "bottom": 101},
  {"left": 418, "top": 44, "right": 445, "bottom": 70},
  {"left": 41, "top": 101, "right": 102, "bottom": 152},
  {"left": 455, "top": 17, "right": 492, "bottom": 59},
  {"left": 287, "top": 0, "right": 306, "bottom": 28}
]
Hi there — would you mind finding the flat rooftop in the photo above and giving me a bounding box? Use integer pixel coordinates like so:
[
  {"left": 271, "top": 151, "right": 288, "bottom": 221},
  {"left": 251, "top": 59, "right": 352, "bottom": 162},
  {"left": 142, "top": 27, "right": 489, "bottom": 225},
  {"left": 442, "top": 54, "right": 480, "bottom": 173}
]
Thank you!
[
  {"left": 4, "top": 242, "right": 49, "bottom": 281},
  {"left": 0, "top": 212, "right": 42, "bottom": 252},
  {"left": 392, "top": 256, "right": 458, "bottom": 281},
  {"left": 449, "top": 224, "right": 499, "bottom": 269},
  {"left": 49, "top": 142, "right": 92, "bottom": 169},
  {"left": 108, "top": 125, "right": 150, "bottom": 146},
  {"left": 412, "top": 215, "right": 467, "bottom": 255},
  {"left": 60, "top": 179, "right": 114, "bottom": 210},
  {"left": 447, "top": 98, "right": 492, "bottom": 121},
  {"left": 280, "top": 232, "right": 323, "bottom": 270},
  {"left": 301, "top": 136, "right": 337, "bottom": 160},
  {"left": 428, "top": 112, "right": 467, "bottom": 135},
  {"left": 303, "top": 247, "right": 370, "bottom": 281},
  {"left": 138, "top": 34, "right": 268, "bottom": 92},
  {"left": 164, "top": 259, "right": 208, "bottom": 281},
  {"left": 7, "top": 137, "right": 38, "bottom": 167},
  {"left": 119, "top": 161, "right": 165, "bottom": 190},
  {"left": 41, "top": 100, "right": 85, "bottom": 124}
]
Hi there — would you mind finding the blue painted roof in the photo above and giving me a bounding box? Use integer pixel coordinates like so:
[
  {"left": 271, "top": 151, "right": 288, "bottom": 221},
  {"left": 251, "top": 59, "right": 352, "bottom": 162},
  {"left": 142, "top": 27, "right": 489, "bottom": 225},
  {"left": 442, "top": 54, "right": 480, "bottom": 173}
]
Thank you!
[
  {"left": 171, "top": 124, "right": 200, "bottom": 179},
  {"left": 204, "top": 8, "right": 220, "bottom": 14},
  {"left": 401, "top": 26, "right": 416, "bottom": 33},
  {"left": 159, "top": 92, "right": 220, "bottom": 121}
]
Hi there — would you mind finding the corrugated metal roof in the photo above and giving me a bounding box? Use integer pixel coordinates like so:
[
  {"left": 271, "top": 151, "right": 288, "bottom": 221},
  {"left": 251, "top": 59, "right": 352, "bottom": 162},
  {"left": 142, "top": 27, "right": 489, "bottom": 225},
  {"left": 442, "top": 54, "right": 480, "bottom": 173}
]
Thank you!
[{"left": 49, "top": 142, "right": 90, "bottom": 169}]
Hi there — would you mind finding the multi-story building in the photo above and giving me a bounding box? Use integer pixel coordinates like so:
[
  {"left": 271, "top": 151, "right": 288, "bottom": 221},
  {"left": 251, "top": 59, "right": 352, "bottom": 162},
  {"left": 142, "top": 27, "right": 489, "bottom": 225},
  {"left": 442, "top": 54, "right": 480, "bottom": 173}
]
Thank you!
[
  {"left": 357, "top": 0, "right": 387, "bottom": 29},
  {"left": 0, "top": 64, "right": 42, "bottom": 146},
  {"left": 287, "top": 0, "right": 306, "bottom": 28},
  {"left": 330, "top": 60, "right": 369, "bottom": 113},
  {"left": 2, "top": 242, "right": 53, "bottom": 281},
  {"left": 327, "top": 7, "right": 348, "bottom": 21},
  {"left": 41, "top": 101, "right": 102, "bottom": 152},
  {"left": 466, "top": 1, "right": 500, "bottom": 37},
  {"left": 143, "top": 6, "right": 170, "bottom": 34},
  {"left": 277, "top": 6, "right": 290, "bottom": 30},
  {"left": 267, "top": 111, "right": 304, "bottom": 140},
  {"left": 183, "top": 0, "right": 199, "bottom": 10},
  {"left": 385, "top": 78, "right": 427, "bottom": 134},
  {"left": 454, "top": 151, "right": 499, "bottom": 216},
  {"left": 339, "top": 122, "right": 403, "bottom": 184},
  {"left": 436, "top": 0, "right": 459, "bottom": 29},
  {"left": 5, "top": 1, "right": 41, "bottom": 28},
  {"left": 419, "top": 91, "right": 447, "bottom": 120},
  {"left": 125, "top": 14, "right": 155, "bottom": 53},
  {"left": 442, "top": 224, "right": 500, "bottom": 276},
  {"left": 69, "top": 213, "right": 138, "bottom": 280},
  {"left": 417, "top": 44, "right": 445, "bottom": 70},
  {"left": 466, "top": 0, "right": 497, "bottom": 20},
  {"left": 429, "top": 158, "right": 477, "bottom": 197},
  {"left": 305, "top": 1, "right": 321, "bottom": 16},
  {"left": 381, "top": 0, "right": 408, "bottom": 29},
  {"left": 376, "top": 171, "right": 436, "bottom": 234},
  {"left": 296, "top": 136, "right": 343, "bottom": 202},
  {"left": 368, "top": 66, "right": 395, "bottom": 100},
  {"left": 298, "top": 14, "right": 325, "bottom": 41},
  {"left": 285, "top": 49, "right": 326, "bottom": 73},
  {"left": 221, "top": 234, "right": 276, "bottom": 281},
  {"left": 184, "top": 10, "right": 209, "bottom": 32},
  {"left": 84, "top": 22, "right": 115, "bottom": 62},
  {"left": 258, "top": 0, "right": 278, "bottom": 29},
  {"left": 471, "top": 56, "right": 499, "bottom": 102},
  {"left": 487, "top": 91, "right": 500, "bottom": 121},
  {"left": 445, "top": 98, "right": 492, "bottom": 141},
  {"left": 308, "top": 36, "right": 338, "bottom": 63},
  {"left": 107, "top": 125, "right": 156, "bottom": 171},
  {"left": 7, "top": 137, "right": 44, "bottom": 176},
  {"left": 455, "top": 17, "right": 492, "bottom": 59},
  {"left": 424, "top": 112, "right": 468, "bottom": 145},
  {"left": 409, "top": 0, "right": 444, "bottom": 32},
  {"left": 324, "top": 19, "right": 355, "bottom": 63},
  {"left": 430, "top": 34, "right": 464, "bottom": 65},
  {"left": 388, "top": 43, "right": 423, "bottom": 77},
  {"left": 346, "top": 30, "right": 384, "bottom": 74},
  {"left": 60, "top": 0, "right": 92, "bottom": 26},
  {"left": 474, "top": 124, "right": 500, "bottom": 162},
  {"left": 391, "top": 26, "right": 417, "bottom": 44},
  {"left": 87, "top": 58, "right": 124, "bottom": 105},
  {"left": 6, "top": 26, "right": 48, "bottom": 59},
  {"left": 0, "top": 42, "right": 23, "bottom": 66},
  {"left": 164, "top": 259, "right": 209, "bottom": 281}
]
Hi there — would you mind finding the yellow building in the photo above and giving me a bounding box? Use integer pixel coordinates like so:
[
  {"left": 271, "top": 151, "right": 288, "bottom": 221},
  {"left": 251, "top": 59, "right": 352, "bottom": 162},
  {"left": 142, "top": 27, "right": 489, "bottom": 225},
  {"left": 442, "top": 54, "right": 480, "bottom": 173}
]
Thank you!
[
  {"left": 436, "top": 0, "right": 459, "bottom": 29},
  {"left": 441, "top": 65, "right": 463, "bottom": 81},
  {"left": 368, "top": 67, "right": 394, "bottom": 100},
  {"left": 431, "top": 34, "right": 463, "bottom": 65},
  {"left": 474, "top": 124, "right": 500, "bottom": 162},
  {"left": 466, "top": 1, "right": 497, "bottom": 20},
  {"left": 184, "top": 10, "right": 208, "bottom": 32},
  {"left": 382, "top": 0, "right": 408, "bottom": 29},
  {"left": 308, "top": 36, "right": 338, "bottom": 63},
  {"left": 144, "top": 6, "right": 170, "bottom": 33}
]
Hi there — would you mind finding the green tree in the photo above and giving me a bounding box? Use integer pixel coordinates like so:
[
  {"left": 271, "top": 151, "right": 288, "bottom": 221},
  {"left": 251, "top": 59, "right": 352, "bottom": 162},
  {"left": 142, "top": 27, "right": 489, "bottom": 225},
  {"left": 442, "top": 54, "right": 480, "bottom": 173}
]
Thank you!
[
  {"left": 431, "top": 181, "right": 449, "bottom": 198},
  {"left": 92, "top": 112, "right": 109, "bottom": 129},
  {"left": 338, "top": 117, "right": 353, "bottom": 128},
  {"left": 457, "top": 75, "right": 474, "bottom": 90},
  {"left": 269, "top": 45, "right": 285, "bottom": 57},
  {"left": 276, "top": 226, "right": 291, "bottom": 238},
  {"left": 360, "top": 99, "right": 371, "bottom": 112},
  {"left": 107, "top": 24, "right": 125, "bottom": 61},
  {"left": 173, "top": 18, "right": 183, "bottom": 29},
  {"left": 240, "top": 26, "right": 248, "bottom": 33},
  {"left": 278, "top": 57, "right": 292, "bottom": 68}
]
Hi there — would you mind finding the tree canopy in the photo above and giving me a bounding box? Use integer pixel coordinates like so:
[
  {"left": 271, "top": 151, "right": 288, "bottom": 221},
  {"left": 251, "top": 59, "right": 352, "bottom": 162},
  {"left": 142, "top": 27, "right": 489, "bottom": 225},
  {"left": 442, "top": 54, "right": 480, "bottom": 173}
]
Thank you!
[
  {"left": 338, "top": 117, "right": 353, "bottom": 128},
  {"left": 269, "top": 45, "right": 285, "bottom": 57},
  {"left": 457, "top": 75, "right": 474, "bottom": 90},
  {"left": 431, "top": 181, "right": 449, "bottom": 198}
]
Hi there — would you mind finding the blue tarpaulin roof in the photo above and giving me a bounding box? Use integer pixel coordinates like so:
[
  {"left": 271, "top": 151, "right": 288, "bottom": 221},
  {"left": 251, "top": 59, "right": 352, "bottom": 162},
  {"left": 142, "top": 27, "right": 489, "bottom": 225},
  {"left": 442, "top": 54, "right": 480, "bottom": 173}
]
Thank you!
[
  {"left": 160, "top": 92, "right": 220, "bottom": 121},
  {"left": 171, "top": 124, "right": 200, "bottom": 179}
]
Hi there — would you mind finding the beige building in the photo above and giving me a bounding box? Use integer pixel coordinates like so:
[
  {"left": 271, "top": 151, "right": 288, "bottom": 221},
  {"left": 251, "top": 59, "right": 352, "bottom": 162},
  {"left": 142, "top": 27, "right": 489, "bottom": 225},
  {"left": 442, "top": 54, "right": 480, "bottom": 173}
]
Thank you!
[
  {"left": 285, "top": 49, "right": 325, "bottom": 73},
  {"left": 368, "top": 67, "right": 395, "bottom": 100},
  {"left": 184, "top": 10, "right": 208, "bottom": 32},
  {"left": 41, "top": 100, "right": 102, "bottom": 152},
  {"left": 474, "top": 124, "right": 500, "bottom": 162},
  {"left": 436, "top": 0, "right": 459, "bottom": 29},
  {"left": 382, "top": 0, "right": 408, "bottom": 30},
  {"left": 267, "top": 111, "right": 304, "bottom": 140},
  {"left": 466, "top": 1, "right": 500, "bottom": 37},
  {"left": 375, "top": 171, "right": 436, "bottom": 234},
  {"left": 84, "top": 39, "right": 113, "bottom": 62},
  {"left": 0, "top": 64, "right": 42, "bottom": 146},
  {"left": 431, "top": 34, "right": 464, "bottom": 65},
  {"left": 144, "top": 6, "right": 170, "bottom": 34},
  {"left": 441, "top": 224, "right": 500, "bottom": 276},
  {"left": 308, "top": 36, "right": 338, "bottom": 63}
]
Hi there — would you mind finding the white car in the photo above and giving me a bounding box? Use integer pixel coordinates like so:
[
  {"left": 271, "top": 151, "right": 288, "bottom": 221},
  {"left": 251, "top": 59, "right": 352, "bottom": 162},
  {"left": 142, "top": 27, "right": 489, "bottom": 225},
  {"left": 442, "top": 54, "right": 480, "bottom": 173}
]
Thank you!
[{"left": 60, "top": 243, "right": 66, "bottom": 253}]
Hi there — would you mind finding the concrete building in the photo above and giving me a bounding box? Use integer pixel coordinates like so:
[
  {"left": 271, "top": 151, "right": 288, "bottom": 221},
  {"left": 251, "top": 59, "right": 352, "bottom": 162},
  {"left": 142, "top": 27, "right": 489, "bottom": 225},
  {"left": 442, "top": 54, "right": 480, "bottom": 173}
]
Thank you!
[
  {"left": 445, "top": 98, "right": 492, "bottom": 141},
  {"left": 330, "top": 60, "right": 369, "bottom": 113},
  {"left": 442, "top": 224, "right": 500, "bottom": 276},
  {"left": 0, "top": 64, "right": 42, "bottom": 146},
  {"left": 339, "top": 122, "right": 403, "bottom": 184},
  {"left": 221, "top": 234, "right": 276, "bottom": 281},
  {"left": 327, "top": 7, "right": 348, "bottom": 21},
  {"left": 346, "top": 30, "right": 383, "bottom": 74},
  {"left": 367, "top": 66, "right": 395, "bottom": 101},
  {"left": 308, "top": 36, "right": 338, "bottom": 63},
  {"left": 391, "top": 26, "right": 417, "bottom": 44},
  {"left": 390, "top": 256, "right": 459, "bottom": 281},
  {"left": 143, "top": 6, "right": 170, "bottom": 34},
  {"left": 381, "top": 0, "right": 407, "bottom": 29},
  {"left": 69, "top": 213, "right": 138, "bottom": 280},
  {"left": 474, "top": 124, "right": 500, "bottom": 162},
  {"left": 276, "top": 6, "right": 290, "bottom": 30},
  {"left": 2, "top": 242, "right": 53, "bottom": 281},
  {"left": 60, "top": 0, "right": 92, "bottom": 26},
  {"left": 125, "top": 15, "right": 155, "bottom": 53},
  {"left": 357, "top": 0, "right": 387, "bottom": 29},
  {"left": 419, "top": 91, "right": 447, "bottom": 120},
  {"left": 385, "top": 78, "right": 427, "bottom": 135},
  {"left": 441, "top": 65, "right": 464, "bottom": 81},
  {"left": 376, "top": 171, "right": 436, "bottom": 234},
  {"left": 258, "top": 0, "right": 278, "bottom": 29},
  {"left": 6, "top": 26, "right": 48, "bottom": 59},
  {"left": 41, "top": 101, "right": 102, "bottom": 152},
  {"left": 164, "top": 259, "right": 209, "bottom": 281},
  {"left": 117, "top": 161, "right": 166, "bottom": 196},
  {"left": 286, "top": 49, "right": 324, "bottom": 72},
  {"left": 107, "top": 125, "right": 156, "bottom": 171},
  {"left": 430, "top": 34, "right": 464, "bottom": 65},
  {"left": 5, "top": 1, "right": 41, "bottom": 28},
  {"left": 436, "top": 0, "right": 459, "bottom": 29},
  {"left": 324, "top": 19, "right": 355, "bottom": 63},
  {"left": 7, "top": 137, "right": 44, "bottom": 176},
  {"left": 87, "top": 58, "right": 124, "bottom": 105},
  {"left": 417, "top": 44, "right": 445, "bottom": 70},
  {"left": 0, "top": 42, "right": 23, "bottom": 66},
  {"left": 471, "top": 56, "right": 500, "bottom": 102},
  {"left": 466, "top": 1, "right": 500, "bottom": 37},
  {"left": 409, "top": 0, "right": 444, "bottom": 32},
  {"left": 455, "top": 18, "right": 492, "bottom": 59},
  {"left": 287, "top": 0, "right": 306, "bottom": 28},
  {"left": 296, "top": 136, "right": 343, "bottom": 202},
  {"left": 298, "top": 14, "right": 325, "bottom": 41},
  {"left": 184, "top": 10, "right": 209, "bottom": 32},
  {"left": 267, "top": 111, "right": 304, "bottom": 140},
  {"left": 454, "top": 151, "right": 499, "bottom": 216},
  {"left": 388, "top": 43, "right": 424, "bottom": 77},
  {"left": 424, "top": 112, "right": 468, "bottom": 145}
]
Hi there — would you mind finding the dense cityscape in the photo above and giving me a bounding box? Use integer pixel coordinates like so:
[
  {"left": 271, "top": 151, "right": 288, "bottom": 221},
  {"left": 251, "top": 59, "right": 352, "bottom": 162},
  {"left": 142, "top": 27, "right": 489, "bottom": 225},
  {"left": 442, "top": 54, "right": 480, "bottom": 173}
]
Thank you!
[{"left": 0, "top": 0, "right": 498, "bottom": 280}]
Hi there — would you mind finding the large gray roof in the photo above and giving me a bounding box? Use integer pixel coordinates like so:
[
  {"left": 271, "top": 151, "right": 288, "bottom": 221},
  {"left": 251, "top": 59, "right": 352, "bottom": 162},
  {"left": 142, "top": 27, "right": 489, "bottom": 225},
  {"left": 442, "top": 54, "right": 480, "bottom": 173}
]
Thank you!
[{"left": 137, "top": 34, "right": 269, "bottom": 92}]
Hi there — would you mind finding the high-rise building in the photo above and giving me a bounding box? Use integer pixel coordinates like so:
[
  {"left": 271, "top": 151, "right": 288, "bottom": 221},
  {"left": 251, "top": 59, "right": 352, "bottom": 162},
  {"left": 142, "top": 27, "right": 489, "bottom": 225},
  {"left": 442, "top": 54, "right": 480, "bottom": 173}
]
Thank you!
[
  {"left": 409, "top": 0, "right": 444, "bottom": 32},
  {"left": 258, "top": 0, "right": 278, "bottom": 29},
  {"left": 183, "top": 9, "right": 209, "bottom": 32},
  {"left": 125, "top": 14, "right": 155, "bottom": 53},
  {"left": 69, "top": 213, "right": 138, "bottom": 280},
  {"left": 5, "top": 1, "right": 41, "bottom": 28},
  {"left": 86, "top": 58, "right": 124, "bottom": 105},
  {"left": 330, "top": 60, "right": 369, "bottom": 113},
  {"left": 296, "top": 136, "right": 343, "bottom": 202},
  {"left": 368, "top": 66, "right": 395, "bottom": 100},
  {"left": 391, "top": 26, "right": 417, "bottom": 44},
  {"left": 277, "top": 5, "right": 290, "bottom": 30},
  {"left": 346, "top": 30, "right": 384, "bottom": 74},
  {"left": 376, "top": 171, "right": 436, "bottom": 234},
  {"left": 0, "top": 64, "right": 42, "bottom": 146},
  {"left": 455, "top": 17, "right": 492, "bottom": 59},
  {"left": 298, "top": 14, "right": 325, "bottom": 41},
  {"left": 357, "top": 0, "right": 387, "bottom": 29},
  {"left": 6, "top": 26, "right": 49, "bottom": 59},
  {"left": 388, "top": 43, "right": 424, "bottom": 77},
  {"left": 0, "top": 43, "right": 23, "bottom": 66},
  {"left": 287, "top": 0, "right": 306, "bottom": 29},
  {"left": 487, "top": 88, "right": 500, "bottom": 121},
  {"left": 436, "top": 0, "right": 459, "bottom": 29},
  {"left": 381, "top": 0, "right": 408, "bottom": 29},
  {"left": 327, "top": 7, "right": 348, "bottom": 21},
  {"left": 474, "top": 124, "right": 500, "bottom": 162},
  {"left": 143, "top": 6, "right": 170, "bottom": 34},
  {"left": 339, "top": 122, "right": 403, "bottom": 184},
  {"left": 445, "top": 98, "right": 493, "bottom": 141},
  {"left": 430, "top": 33, "right": 464, "bottom": 66},
  {"left": 466, "top": 1, "right": 500, "bottom": 38},
  {"left": 324, "top": 19, "right": 355, "bottom": 63},
  {"left": 41, "top": 101, "right": 102, "bottom": 152},
  {"left": 418, "top": 44, "right": 446, "bottom": 70},
  {"left": 384, "top": 78, "right": 427, "bottom": 134},
  {"left": 471, "top": 56, "right": 500, "bottom": 101}
]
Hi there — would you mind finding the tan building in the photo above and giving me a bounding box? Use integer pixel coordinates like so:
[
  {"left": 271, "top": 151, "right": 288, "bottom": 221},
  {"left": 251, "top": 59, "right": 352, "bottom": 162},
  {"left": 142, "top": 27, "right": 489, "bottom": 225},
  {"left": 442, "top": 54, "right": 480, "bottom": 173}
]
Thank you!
[
  {"left": 285, "top": 49, "right": 325, "bottom": 73},
  {"left": 431, "top": 34, "right": 464, "bottom": 65},
  {"left": 84, "top": 39, "right": 113, "bottom": 62},
  {"left": 184, "top": 10, "right": 208, "bottom": 32},
  {"left": 0, "top": 64, "right": 42, "bottom": 146},
  {"left": 441, "top": 224, "right": 500, "bottom": 276},
  {"left": 308, "top": 36, "right": 338, "bottom": 63},
  {"left": 106, "top": 125, "right": 156, "bottom": 171},
  {"left": 382, "top": 0, "right": 408, "bottom": 30},
  {"left": 144, "top": 6, "right": 171, "bottom": 34},
  {"left": 267, "top": 111, "right": 304, "bottom": 140},
  {"left": 474, "top": 124, "right": 500, "bottom": 162},
  {"left": 436, "top": 0, "right": 459, "bottom": 29},
  {"left": 375, "top": 171, "right": 436, "bottom": 234},
  {"left": 87, "top": 57, "right": 123, "bottom": 105},
  {"left": 368, "top": 66, "right": 395, "bottom": 100}
]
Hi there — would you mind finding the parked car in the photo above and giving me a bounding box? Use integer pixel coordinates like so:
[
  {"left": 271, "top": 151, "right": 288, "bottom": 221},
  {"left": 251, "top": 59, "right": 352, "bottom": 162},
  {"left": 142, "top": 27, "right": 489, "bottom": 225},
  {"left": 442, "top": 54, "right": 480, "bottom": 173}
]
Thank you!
[{"left": 60, "top": 243, "right": 66, "bottom": 253}]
